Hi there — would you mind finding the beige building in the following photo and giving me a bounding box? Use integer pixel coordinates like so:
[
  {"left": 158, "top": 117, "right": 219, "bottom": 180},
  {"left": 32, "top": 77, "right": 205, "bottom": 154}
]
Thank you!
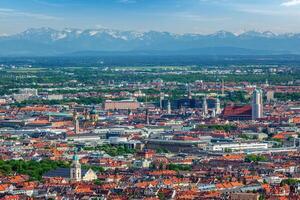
[
  {"left": 104, "top": 100, "right": 140, "bottom": 110},
  {"left": 82, "top": 168, "right": 98, "bottom": 181},
  {"left": 230, "top": 193, "right": 260, "bottom": 200}
]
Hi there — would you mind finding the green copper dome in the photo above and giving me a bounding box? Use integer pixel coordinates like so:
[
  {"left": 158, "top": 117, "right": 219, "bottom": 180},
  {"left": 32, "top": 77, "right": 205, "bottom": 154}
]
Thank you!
[
  {"left": 73, "top": 154, "right": 79, "bottom": 161},
  {"left": 90, "top": 108, "right": 97, "bottom": 115}
]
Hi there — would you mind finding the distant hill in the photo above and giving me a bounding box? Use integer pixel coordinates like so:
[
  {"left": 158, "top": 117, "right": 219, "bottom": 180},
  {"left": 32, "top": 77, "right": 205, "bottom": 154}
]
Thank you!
[
  {"left": 0, "top": 27, "right": 300, "bottom": 56},
  {"left": 65, "top": 47, "right": 287, "bottom": 56}
]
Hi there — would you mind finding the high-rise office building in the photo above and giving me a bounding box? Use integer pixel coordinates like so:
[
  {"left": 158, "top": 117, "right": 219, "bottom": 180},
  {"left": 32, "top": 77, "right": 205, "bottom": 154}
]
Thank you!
[{"left": 252, "top": 89, "right": 263, "bottom": 120}]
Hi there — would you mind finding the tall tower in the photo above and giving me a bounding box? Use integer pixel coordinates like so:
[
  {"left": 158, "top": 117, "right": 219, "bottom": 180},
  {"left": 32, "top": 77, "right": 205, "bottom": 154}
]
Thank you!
[
  {"left": 83, "top": 108, "right": 90, "bottom": 121},
  {"left": 70, "top": 154, "right": 81, "bottom": 181},
  {"left": 146, "top": 108, "right": 150, "bottom": 125},
  {"left": 187, "top": 84, "right": 192, "bottom": 99},
  {"left": 211, "top": 109, "right": 216, "bottom": 118},
  {"left": 215, "top": 98, "right": 221, "bottom": 114},
  {"left": 252, "top": 89, "right": 263, "bottom": 120},
  {"left": 266, "top": 90, "right": 274, "bottom": 102},
  {"left": 73, "top": 110, "right": 80, "bottom": 134},
  {"left": 90, "top": 107, "right": 99, "bottom": 122},
  {"left": 167, "top": 100, "right": 171, "bottom": 114},
  {"left": 48, "top": 114, "right": 52, "bottom": 122},
  {"left": 221, "top": 79, "right": 225, "bottom": 96},
  {"left": 159, "top": 92, "right": 164, "bottom": 109},
  {"left": 202, "top": 96, "right": 208, "bottom": 117},
  {"left": 265, "top": 79, "right": 269, "bottom": 87}
]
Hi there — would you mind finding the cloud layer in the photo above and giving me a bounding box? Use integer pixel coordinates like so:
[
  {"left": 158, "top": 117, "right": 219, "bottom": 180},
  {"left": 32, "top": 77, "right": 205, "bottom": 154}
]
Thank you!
[
  {"left": 0, "top": 7, "right": 60, "bottom": 20},
  {"left": 281, "top": 0, "right": 300, "bottom": 6}
]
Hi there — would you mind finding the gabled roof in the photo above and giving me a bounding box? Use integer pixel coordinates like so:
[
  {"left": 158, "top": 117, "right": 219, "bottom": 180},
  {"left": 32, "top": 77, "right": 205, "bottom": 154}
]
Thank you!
[
  {"left": 0, "top": 184, "right": 10, "bottom": 192},
  {"left": 223, "top": 105, "right": 252, "bottom": 117}
]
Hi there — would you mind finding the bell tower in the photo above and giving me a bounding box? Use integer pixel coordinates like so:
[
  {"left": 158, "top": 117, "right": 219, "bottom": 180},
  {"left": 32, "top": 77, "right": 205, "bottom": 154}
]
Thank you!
[
  {"left": 73, "top": 110, "right": 80, "bottom": 134},
  {"left": 70, "top": 153, "right": 81, "bottom": 181}
]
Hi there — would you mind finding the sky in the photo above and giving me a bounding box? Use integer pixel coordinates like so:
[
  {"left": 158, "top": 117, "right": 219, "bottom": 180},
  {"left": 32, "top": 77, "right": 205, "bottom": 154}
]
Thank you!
[{"left": 0, "top": 0, "right": 300, "bottom": 35}]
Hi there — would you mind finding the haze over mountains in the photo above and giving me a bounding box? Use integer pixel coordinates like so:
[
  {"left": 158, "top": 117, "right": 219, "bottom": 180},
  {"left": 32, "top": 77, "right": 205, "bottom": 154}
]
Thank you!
[{"left": 1, "top": 27, "right": 300, "bottom": 56}]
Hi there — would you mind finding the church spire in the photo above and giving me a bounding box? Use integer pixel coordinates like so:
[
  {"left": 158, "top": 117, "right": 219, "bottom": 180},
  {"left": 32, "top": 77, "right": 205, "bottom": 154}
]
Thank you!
[{"left": 70, "top": 150, "right": 81, "bottom": 181}]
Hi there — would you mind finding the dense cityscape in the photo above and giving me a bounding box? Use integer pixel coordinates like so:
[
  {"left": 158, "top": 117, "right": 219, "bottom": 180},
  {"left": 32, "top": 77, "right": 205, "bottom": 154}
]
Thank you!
[
  {"left": 1, "top": 0, "right": 300, "bottom": 199},
  {"left": 0, "top": 63, "right": 298, "bottom": 199}
]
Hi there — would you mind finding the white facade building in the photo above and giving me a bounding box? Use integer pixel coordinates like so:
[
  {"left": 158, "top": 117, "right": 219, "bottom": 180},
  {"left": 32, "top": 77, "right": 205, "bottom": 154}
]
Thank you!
[
  {"left": 19, "top": 88, "right": 38, "bottom": 96},
  {"left": 252, "top": 89, "right": 263, "bottom": 120},
  {"left": 209, "top": 142, "right": 268, "bottom": 152},
  {"left": 47, "top": 94, "right": 63, "bottom": 100}
]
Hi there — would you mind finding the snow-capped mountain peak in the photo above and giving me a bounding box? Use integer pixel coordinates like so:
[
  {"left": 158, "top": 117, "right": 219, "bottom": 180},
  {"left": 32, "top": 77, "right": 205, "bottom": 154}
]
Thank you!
[{"left": 1, "top": 27, "right": 300, "bottom": 56}]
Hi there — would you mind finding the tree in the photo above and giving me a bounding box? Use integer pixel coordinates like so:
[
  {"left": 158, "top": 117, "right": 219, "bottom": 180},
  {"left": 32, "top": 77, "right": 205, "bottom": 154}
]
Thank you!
[
  {"left": 0, "top": 159, "right": 69, "bottom": 181},
  {"left": 158, "top": 192, "right": 166, "bottom": 200},
  {"left": 259, "top": 194, "right": 265, "bottom": 200},
  {"left": 94, "top": 179, "right": 102, "bottom": 185},
  {"left": 167, "top": 164, "right": 192, "bottom": 171},
  {"left": 281, "top": 178, "right": 300, "bottom": 186},
  {"left": 224, "top": 148, "right": 233, "bottom": 153},
  {"left": 245, "top": 155, "right": 267, "bottom": 163}
]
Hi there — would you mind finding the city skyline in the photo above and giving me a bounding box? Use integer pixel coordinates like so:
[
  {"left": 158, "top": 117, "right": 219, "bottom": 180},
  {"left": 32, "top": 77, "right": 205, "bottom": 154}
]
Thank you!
[
  {"left": 0, "top": 1, "right": 300, "bottom": 199},
  {"left": 1, "top": 0, "right": 300, "bottom": 35}
]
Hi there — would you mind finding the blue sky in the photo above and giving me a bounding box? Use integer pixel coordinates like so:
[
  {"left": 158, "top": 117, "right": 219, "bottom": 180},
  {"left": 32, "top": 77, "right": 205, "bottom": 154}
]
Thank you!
[{"left": 0, "top": 0, "right": 300, "bottom": 35}]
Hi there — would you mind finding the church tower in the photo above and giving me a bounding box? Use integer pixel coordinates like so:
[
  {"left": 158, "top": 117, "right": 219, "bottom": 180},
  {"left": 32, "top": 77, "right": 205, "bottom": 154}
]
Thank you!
[
  {"left": 73, "top": 110, "right": 80, "bottom": 134},
  {"left": 159, "top": 92, "right": 164, "bottom": 109},
  {"left": 90, "top": 107, "right": 99, "bottom": 122},
  {"left": 70, "top": 153, "right": 81, "bottom": 181},
  {"left": 215, "top": 98, "right": 221, "bottom": 114},
  {"left": 167, "top": 100, "right": 171, "bottom": 114},
  {"left": 202, "top": 96, "right": 208, "bottom": 117}
]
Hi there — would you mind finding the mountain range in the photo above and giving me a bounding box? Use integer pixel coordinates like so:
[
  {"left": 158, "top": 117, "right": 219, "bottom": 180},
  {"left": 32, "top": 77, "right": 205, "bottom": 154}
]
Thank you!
[{"left": 1, "top": 27, "right": 300, "bottom": 56}]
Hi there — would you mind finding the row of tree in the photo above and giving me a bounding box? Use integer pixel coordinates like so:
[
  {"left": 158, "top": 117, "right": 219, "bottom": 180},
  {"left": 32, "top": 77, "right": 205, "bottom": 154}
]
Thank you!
[{"left": 0, "top": 159, "right": 69, "bottom": 181}]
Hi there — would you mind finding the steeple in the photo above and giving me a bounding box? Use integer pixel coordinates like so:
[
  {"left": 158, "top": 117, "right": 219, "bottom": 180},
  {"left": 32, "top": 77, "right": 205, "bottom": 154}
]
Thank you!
[
  {"left": 70, "top": 151, "right": 81, "bottom": 181},
  {"left": 90, "top": 106, "right": 99, "bottom": 122},
  {"left": 202, "top": 96, "right": 208, "bottom": 117},
  {"left": 265, "top": 79, "right": 269, "bottom": 87},
  {"left": 159, "top": 92, "right": 164, "bottom": 109},
  {"left": 167, "top": 100, "right": 171, "bottom": 114},
  {"left": 84, "top": 108, "right": 90, "bottom": 120},
  {"left": 73, "top": 110, "right": 80, "bottom": 134},
  {"left": 221, "top": 79, "right": 225, "bottom": 96},
  {"left": 215, "top": 98, "right": 221, "bottom": 114},
  {"left": 146, "top": 108, "right": 150, "bottom": 125}
]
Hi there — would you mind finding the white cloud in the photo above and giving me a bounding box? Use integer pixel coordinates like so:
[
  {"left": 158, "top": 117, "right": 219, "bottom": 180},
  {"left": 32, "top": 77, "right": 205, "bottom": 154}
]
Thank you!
[
  {"left": 238, "top": 8, "right": 282, "bottom": 15},
  {"left": 95, "top": 24, "right": 107, "bottom": 29},
  {"left": 176, "top": 13, "right": 230, "bottom": 22},
  {"left": 0, "top": 7, "right": 60, "bottom": 20},
  {"left": 237, "top": 6, "right": 300, "bottom": 17},
  {"left": 281, "top": 0, "right": 300, "bottom": 7}
]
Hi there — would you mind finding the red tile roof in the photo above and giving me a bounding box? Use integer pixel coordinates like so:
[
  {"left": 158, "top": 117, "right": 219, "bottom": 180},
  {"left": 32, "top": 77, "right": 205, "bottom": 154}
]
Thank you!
[{"left": 223, "top": 105, "right": 252, "bottom": 117}]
